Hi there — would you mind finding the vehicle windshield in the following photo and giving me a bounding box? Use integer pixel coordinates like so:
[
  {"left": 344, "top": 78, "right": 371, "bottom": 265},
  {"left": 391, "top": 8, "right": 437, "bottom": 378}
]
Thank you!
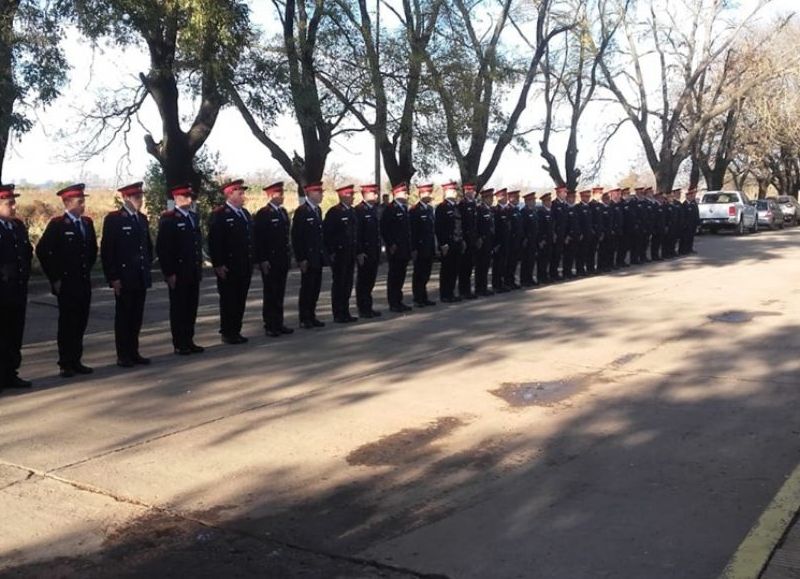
[
  {"left": 756, "top": 200, "right": 769, "bottom": 209},
  {"left": 702, "top": 193, "right": 740, "bottom": 204}
]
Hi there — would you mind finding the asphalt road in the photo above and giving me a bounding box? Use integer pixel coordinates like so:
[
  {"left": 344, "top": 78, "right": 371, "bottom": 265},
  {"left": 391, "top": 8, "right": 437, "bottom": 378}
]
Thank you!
[{"left": 1, "top": 227, "right": 799, "bottom": 578}]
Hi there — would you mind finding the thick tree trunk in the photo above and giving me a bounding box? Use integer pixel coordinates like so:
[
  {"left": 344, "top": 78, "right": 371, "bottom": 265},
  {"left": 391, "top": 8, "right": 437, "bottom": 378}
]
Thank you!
[{"left": 0, "top": 3, "right": 18, "bottom": 183}]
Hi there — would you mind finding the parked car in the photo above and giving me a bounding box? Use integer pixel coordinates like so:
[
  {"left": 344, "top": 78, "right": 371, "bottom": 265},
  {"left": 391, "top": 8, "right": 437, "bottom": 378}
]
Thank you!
[
  {"left": 698, "top": 190, "right": 758, "bottom": 234},
  {"left": 755, "top": 199, "right": 785, "bottom": 230},
  {"left": 774, "top": 195, "right": 800, "bottom": 225}
]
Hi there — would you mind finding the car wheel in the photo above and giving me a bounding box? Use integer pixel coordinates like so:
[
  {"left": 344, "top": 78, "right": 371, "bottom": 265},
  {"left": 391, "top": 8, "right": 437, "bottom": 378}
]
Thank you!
[
  {"left": 750, "top": 219, "right": 758, "bottom": 234},
  {"left": 736, "top": 217, "right": 745, "bottom": 235}
]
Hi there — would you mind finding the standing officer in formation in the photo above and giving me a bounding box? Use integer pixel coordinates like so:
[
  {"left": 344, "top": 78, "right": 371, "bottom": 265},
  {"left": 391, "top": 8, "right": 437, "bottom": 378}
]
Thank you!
[
  {"left": 550, "top": 186, "right": 568, "bottom": 281},
  {"left": 520, "top": 191, "right": 539, "bottom": 287},
  {"left": 436, "top": 181, "right": 465, "bottom": 302},
  {"left": 651, "top": 190, "right": 667, "bottom": 261},
  {"left": 596, "top": 191, "right": 614, "bottom": 272},
  {"left": 354, "top": 183, "right": 382, "bottom": 319},
  {"left": 324, "top": 184, "right": 359, "bottom": 323},
  {"left": 575, "top": 189, "right": 594, "bottom": 276},
  {"left": 589, "top": 187, "right": 605, "bottom": 274},
  {"left": 681, "top": 189, "right": 700, "bottom": 255},
  {"left": 209, "top": 179, "right": 253, "bottom": 344},
  {"left": 292, "top": 181, "right": 327, "bottom": 329},
  {"left": 37, "top": 183, "right": 98, "bottom": 377},
  {"left": 504, "top": 190, "right": 523, "bottom": 290},
  {"left": 381, "top": 183, "right": 413, "bottom": 312},
  {"left": 474, "top": 188, "right": 495, "bottom": 296},
  {"left": 492, "top": 188, "right": 510, "bottom": 293},
  {"left": 100, "top": 182, "right": 153, "bottom": 367},
  {"left": 668, "top": 189, "right": 685, "bottom": 258},
  {"left": 156, "top": 183, "right": 204, "bottom": 355},
  {"left": 0, "top": 184, "right": 33, "bottom": 392},
  {"left": 410, "top": 184, "right": 437, "bottom": 308},
  {"left": 562, "top": 190, "right": 580, "bottom": 279},
  {"left": 254, "top": 181, "right": 293, "bottom": 337},
  {"left": 458, "top": 183, "right": 478, "bottom": 300},
  {"left": 536, "top": 192, "right": 553, "bottom": 284}
]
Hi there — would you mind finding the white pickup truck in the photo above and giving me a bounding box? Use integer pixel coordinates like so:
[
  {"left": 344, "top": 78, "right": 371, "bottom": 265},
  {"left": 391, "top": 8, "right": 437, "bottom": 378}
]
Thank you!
[{"left": 698, "top": 190, "right": 758, "bottom": 235}]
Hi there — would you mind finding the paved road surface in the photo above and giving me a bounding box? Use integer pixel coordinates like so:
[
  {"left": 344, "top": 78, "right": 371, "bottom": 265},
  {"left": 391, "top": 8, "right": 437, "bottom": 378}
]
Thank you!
[{"left": 2, "top": 228, "right": 799, "bottom": 578}]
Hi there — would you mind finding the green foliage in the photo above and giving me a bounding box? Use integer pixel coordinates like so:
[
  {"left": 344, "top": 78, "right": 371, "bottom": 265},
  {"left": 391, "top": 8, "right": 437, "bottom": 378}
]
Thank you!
[{"left": 0, "top": 1, "right": 68, "bottom": 137}]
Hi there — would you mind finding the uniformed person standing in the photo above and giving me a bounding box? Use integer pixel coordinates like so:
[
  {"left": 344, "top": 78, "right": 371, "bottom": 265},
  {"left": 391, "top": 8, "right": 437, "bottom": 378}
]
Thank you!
[
  {"left": 100, "top": 182, "right": 153, "bottom": 367},
  {"left": 410, "top": 184, "right": 437, "bottom": 307},
  {"left": 458, "top": 183, "right": 479, "bottom": 300},
  {"left": 562, "top": 190, "right": 581, "bottom": 279},
  {"left": 550, "top": 186, "right": 568, "bottom": 281},
  {"left": 37, "top": 183, "right": 98, "bottom": 377},
  {"left": 155, "top": 183, "right": 204, "bottom": 355},
  {"left": 0, "top": 184, "right": 33, "bottom": 392},
  {"left": 668, "top": 189, "right": 684, "bottom": 258},
  {"left": 504, "top": 190, "right": 523, "bottom": 290},
  {"left": 292, "top": 181, "right": 327, "bottom": 328},
  {"left": 610, "top": 188, "right": 625, "bottom": 269},
  {"left": 536, "top": 192, "right": 554, "bottom": 284},
  {"left": 520, "top": 191, "right": 539, "bottom": 287},
  {"left": 354, "top": 184, "right": 382, "bottom": 319},
  {"left": 575, "top": 189, "right": 594, "bottom": 276},
  {"left": 381, "top": 183, "right": 413, "bottom": 312},
  {"left": 597, "top": 191, "right": 615, "bottom": 272},
  {"left": 324, "top": 184, "right": 359, "bottom": 323},
  {"left": 620, "top": 187, "right": 638, "bottom": 267},
  {"left": 680, "top": 188, "right": 700, "bottom": 255},
  {"left": 474, "top": 188, "right": 495, "bottom": 296},
  {"left": 436, "top": 181, "right": 465, "bottom": 302},
  {"left": 589, "top": 187, "right": 605, "bottom": 274},
  {"left": 208, "top": 179, "right": 253, "bottom": 344},
  {"left": 254, "top": 182, "right": 293, "bottom": 337},
  {"left": 492, "top": 188, "right": 511, "bottom": 293},
  {"left": 651, "top": 191, "right": 667, "bottom": 261}
]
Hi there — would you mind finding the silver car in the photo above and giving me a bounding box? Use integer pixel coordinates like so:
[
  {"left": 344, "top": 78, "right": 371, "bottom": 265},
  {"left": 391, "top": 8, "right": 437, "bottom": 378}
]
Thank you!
[
  {"left": 755, "top": 199, "right": 785, "bottom": 230},
  {"left": 775, "top": 195, "right": 800, "bottom": 225}
]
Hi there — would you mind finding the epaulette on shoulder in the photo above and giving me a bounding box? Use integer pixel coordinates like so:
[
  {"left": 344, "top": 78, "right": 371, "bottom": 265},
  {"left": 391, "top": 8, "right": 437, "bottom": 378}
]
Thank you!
[
  {"left": 162, "top": 209, "right": 176, "bottom": 218},
  {"left": 212, "top": 205, "right": 227, "bottom": 214}
]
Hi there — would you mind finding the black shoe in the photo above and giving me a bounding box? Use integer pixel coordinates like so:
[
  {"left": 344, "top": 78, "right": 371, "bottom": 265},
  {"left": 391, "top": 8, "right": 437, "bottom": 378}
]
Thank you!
[
  {"left": 174, "top": 347, "right": 192, "bottom": 356},
  {"left": 222, "top": 334, "right": 248, "bottom": 345},
  {"left": 60, "top": 367, "right": 75, "bottom": 378},
  {"left": 8, "top": 376, "right": 32, "bottom": 389},
  {"left": 477, "top": 290, "right": 495, "bottom": 297},
  {"left": 300, "top": 321, "right": 315, "bottom": 329},
  {"left": 116, "top": 358, "right": 136, "bottom": 368},
  {"left": 266, "top": 329, "right": 282, "bottom": 337},
  {"left": 359, "top": 310, "right": 374, "bottom": 319},
  {"left": 414, "top": 301, "right": 428, "bottom": 308},
  {"left": 345, "top": 315, "right": 358, "bottom": 323},
  {"left": 280, "top": 326, "right": 294, "bottom": 334},
  {"left": 441, "top": 297, "right": 456, "bottom": 303},
  {"left": 74, "top": 363, "right": 94, "bottom": 375},
  {"left": 133, "top": 354, "right": 151, "bottom": 365},
  {"left": 510, "top": 283, "right": 521, "bottom": 290},
  {"left": 494, "top": 287, "right": 510, "bottom": 294},
  {"left": 462, "top": 293, "right": 478, "bottom": 300},
  {"left": 189, "top": 343, "right": 205, "bottom": 353},
  {"left": 312, "top": 319, "right": 325, "bottom": 328},
  {"left": 421, "top": 300, "right": 436, "bottom": 306},
  {"left": 390, "top": 305, "right": 406, "bottom": 313},
  {"left": 334, "top": 317, "right": 350, "bottom": 324},
  {"left": 370, "top": 310, "right": 382, "bottom": 317}
]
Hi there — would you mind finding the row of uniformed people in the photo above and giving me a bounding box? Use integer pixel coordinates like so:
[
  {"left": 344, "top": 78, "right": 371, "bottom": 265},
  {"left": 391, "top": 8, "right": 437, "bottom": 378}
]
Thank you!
[{"left": 0, "top": 178, "right": 700, "bottom": 392}]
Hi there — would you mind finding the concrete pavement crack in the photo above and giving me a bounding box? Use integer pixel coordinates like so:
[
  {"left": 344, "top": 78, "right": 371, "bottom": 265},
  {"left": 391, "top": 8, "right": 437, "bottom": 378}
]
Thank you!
[{"left": 0, "top": 458, "right": 447, "bottom": 578}]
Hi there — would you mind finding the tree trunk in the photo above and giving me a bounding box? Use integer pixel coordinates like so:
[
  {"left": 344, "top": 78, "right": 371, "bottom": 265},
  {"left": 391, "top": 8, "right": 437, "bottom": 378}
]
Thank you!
[
  {"left": 757, "top": 177, "right": 769, "bottom": 199},
  {"left": 0, "top": 2, "right": 18, "bottom": 183}
]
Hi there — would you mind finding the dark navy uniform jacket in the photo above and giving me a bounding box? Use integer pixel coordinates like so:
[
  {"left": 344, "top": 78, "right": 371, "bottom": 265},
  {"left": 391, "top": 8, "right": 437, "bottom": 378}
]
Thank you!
[
  {"left": 101, "top": 208, "right": 153, "bottom": 290},
  {"left": 458, "top": 199, "right": 477, "bottom": 248},
  {"left": 381, "top": 201, "right": 412, "bottom": 261},
  {"left": 493, "top": 204, "right": 510, "bottom": 252},
  {"left": 506, "top": 204, "right": 523, "bottom": 250},
  {"left": 254, "top": 203, "right": 291, "bottom": 270},
  {"left": 536, "top": 206, "right": 553, "bottom": 247},
  {"left": 476, "top": 202, "right": 495, "bottom": 248},
  {"left": 551, "top": 198, "right": 569, "bottom": 240},
  {"left": 354, "top": 201, "right": 381, "bottom": 262},
  {"left": 521, "top": 206, "right": 539, "bottom": 247},
  {"left": 576, "top": 202, "right": 594, "bottom": 239},
  {"left": 292, "top": 201, "right": 327, "bottom": 269},
  {"left": 37, "top": 213, "right": 98, "bottom": 294},
  {"left": 435, "top": 200, "right": 464, "bottom": 249},
  {"left": 155, "top": 208, "right": 203, "bottom": 282},
  {"left": 324, "top": 203, "right": 358, "bottom": 260},
  {"left": 208, "top": 203, "right": 254, "bottom": 276},
  {"left": 0, "top": 219, "right": 33, "bottom": 304},
  {"left": 410, "top": 202, "right": 436, "bottom": 259}
]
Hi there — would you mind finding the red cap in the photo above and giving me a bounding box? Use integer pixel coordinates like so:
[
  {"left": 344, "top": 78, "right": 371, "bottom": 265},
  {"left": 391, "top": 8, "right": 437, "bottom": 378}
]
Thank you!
[
  {"left": 480, "top": 188, "right": 495, "bottom": 197},
  {"left": 635, "top": 187, "right": 645, "bottom": 193},
  {"left": 508, "top": 190, "right": 520, "bottom": 197},
  {"left": 495, "top": 188, "right": 508, "bottom": 197},
  {"left": 579, "top": 189, "right": 591, "bottom": 196},
  {"left": 392, "top": 183, "right": 408, "bottom": 195},
  {"left": 592, "top": 187, "right": 604, "bottom": 194},
  {"left": 540, "top": 192, "right": 552, "bottom": 200},
  {"left": 360, "top": 184, "right": 378, "bottom": 194},
  {"left": 523, "top": 191, "right": 537, "bottom": 199},
  {"left": 57, "top": 183, "right": 87, "bottom": 199},
  {"left": 417, "top": 184, "right": 434, "bottom": 196},
  {"left": 442, "top": 181, "right": 458, "bottom": 192},
  {"left": 0, "top": 183, "right": 19, "bottom": 200},
  {"left": 117, "top": 182, "right": 144, "bottom": 197},
  {"left": 304, "top": 181, "right": 323, "bottom": 194},
  {"left": 620, "top": 187, "right": 631, "bottom": 194},
  {"left": 463, "top": 183, "right": 477, "bottom": 192},
  {"left": 222, "top": 179, "right": 248, "bottom": 195},
  {"left": 263, "top": 181, "right": 284, "bottom": 195},
  {"left": 336, "top": 184, "right": 355, "bottom": 196},
  {"left": 169, "top": 183, "right": 194, "bottom": 199},
  {"left": 607, "top": 188, "right": 621, "bottom": 195}
]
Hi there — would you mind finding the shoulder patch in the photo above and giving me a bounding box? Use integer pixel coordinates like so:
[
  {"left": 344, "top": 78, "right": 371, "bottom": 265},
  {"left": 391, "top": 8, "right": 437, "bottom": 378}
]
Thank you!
[{"left": 161, "top": 209, "right": 176, "bottom": 218}]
